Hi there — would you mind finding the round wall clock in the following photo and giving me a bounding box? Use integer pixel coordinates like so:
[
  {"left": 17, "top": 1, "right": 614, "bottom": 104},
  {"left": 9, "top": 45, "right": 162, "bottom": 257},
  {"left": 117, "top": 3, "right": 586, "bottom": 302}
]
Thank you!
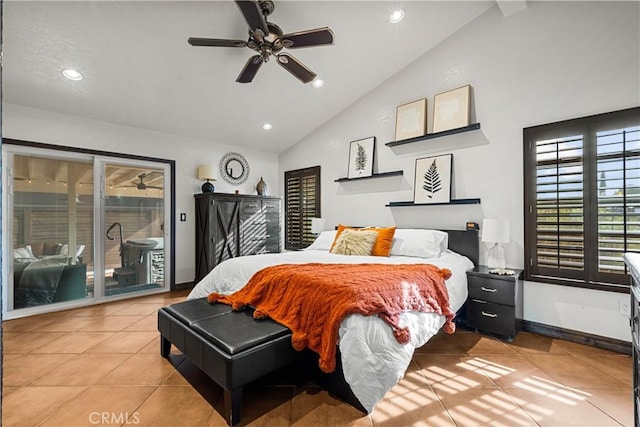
[{"left": 219, "top": 152, "right": 250, "bottom": 186}]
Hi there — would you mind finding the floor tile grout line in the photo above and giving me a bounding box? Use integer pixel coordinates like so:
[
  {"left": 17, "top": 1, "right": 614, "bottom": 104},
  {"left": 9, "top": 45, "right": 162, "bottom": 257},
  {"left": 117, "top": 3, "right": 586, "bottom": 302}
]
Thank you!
[{"left": 583, "top": 398, "right": 627, "bottom": 427}]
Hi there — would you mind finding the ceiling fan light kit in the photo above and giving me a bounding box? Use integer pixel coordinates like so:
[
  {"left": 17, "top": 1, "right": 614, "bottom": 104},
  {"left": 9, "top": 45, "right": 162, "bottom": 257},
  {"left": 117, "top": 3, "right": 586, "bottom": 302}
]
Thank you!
[{"left": 188, "top": 0, "right": 334, "bottom": 84}]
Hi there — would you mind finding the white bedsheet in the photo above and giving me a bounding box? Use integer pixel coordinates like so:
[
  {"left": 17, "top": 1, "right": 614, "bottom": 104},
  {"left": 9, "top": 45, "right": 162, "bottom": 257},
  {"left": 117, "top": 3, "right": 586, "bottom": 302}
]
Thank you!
[{"left": 188, "top": 249, "right": 472, "bottom": 412}]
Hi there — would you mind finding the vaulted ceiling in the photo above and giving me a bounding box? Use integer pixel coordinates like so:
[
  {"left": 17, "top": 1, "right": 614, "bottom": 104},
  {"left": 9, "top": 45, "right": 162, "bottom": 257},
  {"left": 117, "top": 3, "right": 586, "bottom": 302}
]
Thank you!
[{"left": 3, "top": 1, "right": 497, "bottom": 153}]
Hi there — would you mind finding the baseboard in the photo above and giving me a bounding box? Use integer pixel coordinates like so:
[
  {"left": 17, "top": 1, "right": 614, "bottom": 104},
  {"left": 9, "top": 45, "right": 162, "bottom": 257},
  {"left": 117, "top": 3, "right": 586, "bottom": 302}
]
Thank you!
[
  {"left": 522, "top": 320, "right": 631, "bottom": 355},
  {"left": 173, "top": 282, "right": 195, "bottom": 291}
]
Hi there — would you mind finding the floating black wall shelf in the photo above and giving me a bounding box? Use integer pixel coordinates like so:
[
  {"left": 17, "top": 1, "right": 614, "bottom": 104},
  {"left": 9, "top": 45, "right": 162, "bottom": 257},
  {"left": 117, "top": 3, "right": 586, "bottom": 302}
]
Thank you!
[
  {"left": 385, "top": 198, "right": 481, "bottom": 207},
  {"left": 385, "top": 123, "right": 481, "bottom": 147},
  {"left": 334, "top": 170, "right": 403, "bottom": 182}
]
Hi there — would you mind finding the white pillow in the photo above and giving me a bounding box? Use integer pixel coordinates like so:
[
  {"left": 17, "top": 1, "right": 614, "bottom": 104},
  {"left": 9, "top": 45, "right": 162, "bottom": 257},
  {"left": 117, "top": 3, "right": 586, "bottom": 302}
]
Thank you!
[
  {"left": 305, "top": 230, "right": 337, "bottom": 251},
  {"left": 390, "top": 229, "right": 449, "bottom": 258},
  {"left": 13, "top": 245, "right": 35, "bottom": 260},
  {"left": 59, "top": 244, "right": 85, "bottom": 258}
]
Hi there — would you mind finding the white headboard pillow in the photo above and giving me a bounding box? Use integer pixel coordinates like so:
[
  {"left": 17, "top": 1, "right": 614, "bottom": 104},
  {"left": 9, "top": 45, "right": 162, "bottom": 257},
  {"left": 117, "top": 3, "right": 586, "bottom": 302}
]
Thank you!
[
  {"left": 390, "top": 229, "right": 449, "bottom": 258},
  {"left": 305, "top": 230, "right": 338, "bottom": 251}
]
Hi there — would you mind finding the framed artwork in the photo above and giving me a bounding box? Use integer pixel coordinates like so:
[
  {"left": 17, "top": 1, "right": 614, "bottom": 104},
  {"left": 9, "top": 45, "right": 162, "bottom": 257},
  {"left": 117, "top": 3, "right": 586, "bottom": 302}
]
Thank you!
[
  {"left": 414, "top": 154, "right": 452, "bottom": 204},
  {"left": 395, "top": 98, "right": 427, "bottom": 141},
  {"left": 347, "top": 136, "right": 375, "bottom": 179},
  {"left": 432, "top": 85, "right": 471, "bottom": 133}
]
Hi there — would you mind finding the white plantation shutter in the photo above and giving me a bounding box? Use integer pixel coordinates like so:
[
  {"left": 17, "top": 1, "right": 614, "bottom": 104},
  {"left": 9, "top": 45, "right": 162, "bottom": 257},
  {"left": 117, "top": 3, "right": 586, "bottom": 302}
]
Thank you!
[
  {"left": 525, "top": 107, "right": 640, "bottom": 291},
  {"left": 285, "top": 166, "right": 320, "bottom": 250}
]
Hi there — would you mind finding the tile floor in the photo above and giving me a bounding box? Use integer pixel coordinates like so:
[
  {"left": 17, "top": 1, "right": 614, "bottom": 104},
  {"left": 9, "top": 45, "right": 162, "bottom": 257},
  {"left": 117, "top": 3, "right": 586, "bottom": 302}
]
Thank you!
[{"left": 2, "top": 290, "right": 633, "bottom": 426}]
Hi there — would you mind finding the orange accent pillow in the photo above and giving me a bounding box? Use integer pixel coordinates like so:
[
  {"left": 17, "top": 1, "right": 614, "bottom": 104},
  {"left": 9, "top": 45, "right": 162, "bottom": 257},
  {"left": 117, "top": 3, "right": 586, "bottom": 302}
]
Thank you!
[
  {"left": 330, "top": 224, "right": 396, "bottom": 257},
  {"left": 365, "top": 226, "right": 396, "bottom": 257}
]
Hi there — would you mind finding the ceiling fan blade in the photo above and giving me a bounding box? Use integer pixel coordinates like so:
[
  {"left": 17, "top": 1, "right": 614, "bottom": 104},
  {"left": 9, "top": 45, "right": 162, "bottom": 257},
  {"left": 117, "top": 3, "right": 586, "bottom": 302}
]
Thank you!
[
  {"left": 276, "top": 53, "right": 316, "bottom": 84},
  {"left": 188, "top": 37, "right": 247, "bottom": 48},
  {"left": 236, "top": 55, "right": 264, "bottom": 83},
  {"left": 147, "top": 186, "right": 164, "bottom": 190},
  {"left": 280, "top": 27, "right": 334, "bottom": 49},
  {"left": 235, "top": 0, "right": 269, "bottom": 36}
]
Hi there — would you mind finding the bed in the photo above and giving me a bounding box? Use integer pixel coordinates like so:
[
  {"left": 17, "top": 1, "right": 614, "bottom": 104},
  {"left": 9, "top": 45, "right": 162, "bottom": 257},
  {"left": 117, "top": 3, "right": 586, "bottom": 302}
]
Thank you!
[{"left": 188, "top": 228, "right": 477, "bottom": 413}]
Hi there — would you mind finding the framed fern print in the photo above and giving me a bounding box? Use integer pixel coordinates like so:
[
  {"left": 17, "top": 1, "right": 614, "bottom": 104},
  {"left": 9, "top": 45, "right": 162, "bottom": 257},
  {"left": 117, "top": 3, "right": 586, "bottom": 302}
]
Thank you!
[
  {"left": 414, "top": 154, "right": 452, "bottom": 204},
  {"left": 347, "top": 136, "right": 375, "bottom": 179}
]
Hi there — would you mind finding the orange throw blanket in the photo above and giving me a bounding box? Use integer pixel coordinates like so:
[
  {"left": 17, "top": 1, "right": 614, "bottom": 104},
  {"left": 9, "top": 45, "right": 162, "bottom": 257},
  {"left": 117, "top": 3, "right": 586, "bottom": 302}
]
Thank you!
[{"left": 208, "top": 263, "right": 454, "bottom": 373}]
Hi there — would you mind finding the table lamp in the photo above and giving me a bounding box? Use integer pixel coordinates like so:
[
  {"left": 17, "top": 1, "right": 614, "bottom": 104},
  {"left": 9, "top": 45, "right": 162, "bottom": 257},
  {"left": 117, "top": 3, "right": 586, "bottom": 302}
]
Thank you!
[
  {"left": 198, "top": 165, "right": 216, "bottom": 193},
  {"left": 482, "top": 218, "right": 510, "bottom": 268},
  {"left": 311, "top": 218, "right": 326, "bottom": 235}
]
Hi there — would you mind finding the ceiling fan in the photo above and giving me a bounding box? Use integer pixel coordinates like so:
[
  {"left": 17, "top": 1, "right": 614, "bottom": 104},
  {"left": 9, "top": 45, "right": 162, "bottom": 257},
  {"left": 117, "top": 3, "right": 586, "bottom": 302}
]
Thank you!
[
  {"left": 188, "top": 0, "right": 334, "bottom": 84},
  {"left": 126, "top": 173, "right": 163, "bottom": 191}
]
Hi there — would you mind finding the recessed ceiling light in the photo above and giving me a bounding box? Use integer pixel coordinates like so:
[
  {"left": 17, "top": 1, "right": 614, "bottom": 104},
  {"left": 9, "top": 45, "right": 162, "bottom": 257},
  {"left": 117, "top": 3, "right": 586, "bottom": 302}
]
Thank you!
[
  {"left": 262, "top": 123, "right": 273, "bottom": 130},
  {"left": 389, "top": 9, "right": 405, "bottom": 24},
  {"left": 312, "top": 78, "right": 325, "bottom": 88},
  {"left": 62, "top": 69, "right": 83, "bottom": 81}
]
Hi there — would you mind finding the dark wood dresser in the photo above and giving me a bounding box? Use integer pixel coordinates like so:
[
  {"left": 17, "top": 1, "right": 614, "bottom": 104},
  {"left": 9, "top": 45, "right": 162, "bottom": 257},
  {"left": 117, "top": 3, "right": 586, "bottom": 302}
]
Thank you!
[
  {"left": 194, "top": 193, "right": 281, "bottom": 282},
  {"left": 624, "top": 253, "right": 640, "bottom": 426},
  {"left": 466, "top": 266, "right": 523, "bottom": 341}
]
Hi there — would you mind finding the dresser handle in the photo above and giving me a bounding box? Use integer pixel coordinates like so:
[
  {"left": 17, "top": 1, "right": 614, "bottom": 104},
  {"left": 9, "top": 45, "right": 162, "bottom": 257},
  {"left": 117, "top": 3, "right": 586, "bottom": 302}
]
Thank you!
[
  {"left": 481, "top": 286, "right": 497, "bottom": 293},
  {"left": 246, "top": 204, "right": 259, "bottom": 208},
  {"left": 481, "top": 311, "right": 498, "bottom": 318}
]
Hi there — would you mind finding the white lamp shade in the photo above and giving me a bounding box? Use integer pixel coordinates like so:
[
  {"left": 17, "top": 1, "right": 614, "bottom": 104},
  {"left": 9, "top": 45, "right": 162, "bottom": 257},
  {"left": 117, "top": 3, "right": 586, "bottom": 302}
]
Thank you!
[
  {"left": 198, "top": 165, "right": 216, "bottom": 181},
  {"left": 482, "top": 218, "right": 510, "bottom": 243},
  {"left": 311, "top": 218, "right": 326, "bottom": 234}
]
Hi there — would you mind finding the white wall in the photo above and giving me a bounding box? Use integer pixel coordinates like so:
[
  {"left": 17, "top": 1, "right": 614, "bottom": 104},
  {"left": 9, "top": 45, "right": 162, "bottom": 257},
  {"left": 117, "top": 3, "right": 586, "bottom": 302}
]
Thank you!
[
  {"left": 3, "top": 103, "right": 280, "bottom": 284},
  {"left": 279, "top": 2, "right": 640, "bottom": 342}
]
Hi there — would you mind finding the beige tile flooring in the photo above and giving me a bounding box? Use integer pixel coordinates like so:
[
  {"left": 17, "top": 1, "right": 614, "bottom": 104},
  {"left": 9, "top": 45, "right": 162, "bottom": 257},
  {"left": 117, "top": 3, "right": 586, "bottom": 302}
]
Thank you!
[{"left": 2, "top": 290, "right": 633, "bottom": 426}]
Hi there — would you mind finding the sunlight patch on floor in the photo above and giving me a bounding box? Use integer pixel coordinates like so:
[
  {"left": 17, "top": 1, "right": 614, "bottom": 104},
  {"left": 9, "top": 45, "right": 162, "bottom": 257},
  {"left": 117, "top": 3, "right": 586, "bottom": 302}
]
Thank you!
[
  {"left": 372, "top": 371, "right": 439, "bottom": 419},
  {"left": 466, "top": 357, "right": 516, "bottom": 378},
  {"left": 514, "top": 376, "right": 590, "bottom": 406},
  {"left": 423, "top": 364, "right": 484, "bottom": 392}
]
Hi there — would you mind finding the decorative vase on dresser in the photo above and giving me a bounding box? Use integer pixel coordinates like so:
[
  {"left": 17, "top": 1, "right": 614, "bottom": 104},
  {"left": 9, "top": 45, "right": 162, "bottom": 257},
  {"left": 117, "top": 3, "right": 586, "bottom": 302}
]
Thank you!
[
  {"left": 256, "top": 177, "right": 267, "bottom": 196},
  {"left": 194, "top": 193, "right": 281, "bottom": 282}
]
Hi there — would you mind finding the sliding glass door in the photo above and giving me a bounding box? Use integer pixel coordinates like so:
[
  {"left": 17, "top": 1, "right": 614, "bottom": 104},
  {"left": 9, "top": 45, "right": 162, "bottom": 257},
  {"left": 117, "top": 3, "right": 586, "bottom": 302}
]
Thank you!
[
  {"left": 3, "top": 143, "right": 172, "bottom": 317},
  {"left": 102, "top": 161, "right": 166, "bottom": 298},
  {"left": 7, "top": 151, "right": 94, "bottom": 311}
]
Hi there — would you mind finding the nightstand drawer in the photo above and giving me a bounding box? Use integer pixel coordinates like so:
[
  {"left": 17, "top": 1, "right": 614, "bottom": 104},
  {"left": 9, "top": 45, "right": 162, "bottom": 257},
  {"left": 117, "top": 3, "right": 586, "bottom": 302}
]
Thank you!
[
  {"left": 467, "top": 300, "right": 516, "bottom": 337},
  {"left": 467, "top": 275, "right": 515, "bottom": 306}
]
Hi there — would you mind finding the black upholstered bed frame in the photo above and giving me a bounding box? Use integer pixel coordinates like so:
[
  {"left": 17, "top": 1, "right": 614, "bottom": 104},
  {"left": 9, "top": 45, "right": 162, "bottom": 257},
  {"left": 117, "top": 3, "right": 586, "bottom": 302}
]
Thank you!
[{"left": 444, "top": 228, "right": 479, "bottom": 266}]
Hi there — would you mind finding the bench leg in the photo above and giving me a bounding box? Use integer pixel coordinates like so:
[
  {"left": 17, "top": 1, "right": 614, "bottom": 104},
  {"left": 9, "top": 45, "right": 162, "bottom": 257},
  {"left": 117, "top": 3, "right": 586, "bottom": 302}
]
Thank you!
[
  {"left": 223, "top": 387, "right": 242, "bottom": 426},
  {"left": 160, "top": 336, "right": 171, "bottom": 358}
]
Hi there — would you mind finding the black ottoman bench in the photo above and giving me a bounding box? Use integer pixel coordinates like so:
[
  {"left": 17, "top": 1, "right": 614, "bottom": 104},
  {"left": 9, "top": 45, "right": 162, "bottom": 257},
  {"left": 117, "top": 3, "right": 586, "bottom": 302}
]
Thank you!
[{"left": 157, "top": 298, "right": 297, "bottom": 426}]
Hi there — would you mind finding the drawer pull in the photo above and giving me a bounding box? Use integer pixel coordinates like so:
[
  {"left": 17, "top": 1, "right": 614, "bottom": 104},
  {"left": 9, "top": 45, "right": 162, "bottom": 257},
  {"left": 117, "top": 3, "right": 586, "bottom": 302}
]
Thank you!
[
  {"left": 481, "top": 286, "right": 497, "bottom": 293},
  {"left": 481, "top": 311, "right": 498, "bottom": 318},
  {"left": 246, "top": 204, "right": 259, "bottom": 208}
]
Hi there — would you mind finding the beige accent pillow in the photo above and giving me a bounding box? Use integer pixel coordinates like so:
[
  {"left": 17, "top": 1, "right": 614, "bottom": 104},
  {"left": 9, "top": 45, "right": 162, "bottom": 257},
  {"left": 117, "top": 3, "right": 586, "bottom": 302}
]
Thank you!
[{"left": 330, "top": 229, "right": 378, "bottom": 256}]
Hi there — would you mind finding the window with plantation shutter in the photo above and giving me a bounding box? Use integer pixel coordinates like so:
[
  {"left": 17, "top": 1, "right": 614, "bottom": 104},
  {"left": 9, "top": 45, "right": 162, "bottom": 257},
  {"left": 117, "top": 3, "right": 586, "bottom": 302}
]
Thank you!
[
  {"left": 285, "top": 166, "right": 320, "bottom": 250},
  {"left": 524, "top": 107, "right": 640, "bottom": 292}
]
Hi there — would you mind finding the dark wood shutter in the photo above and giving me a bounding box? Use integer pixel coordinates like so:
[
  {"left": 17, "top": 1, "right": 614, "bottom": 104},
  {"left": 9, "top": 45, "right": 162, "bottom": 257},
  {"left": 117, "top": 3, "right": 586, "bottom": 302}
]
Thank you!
[
  {"left": 285, "top": 166, "right": 320, "bottom": 250},
  {"left": 524, "top": 107, "right": 640, "bottom": 292},
  {"left": 531, "top": 127, "right": 586, "bottom": 282}
]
